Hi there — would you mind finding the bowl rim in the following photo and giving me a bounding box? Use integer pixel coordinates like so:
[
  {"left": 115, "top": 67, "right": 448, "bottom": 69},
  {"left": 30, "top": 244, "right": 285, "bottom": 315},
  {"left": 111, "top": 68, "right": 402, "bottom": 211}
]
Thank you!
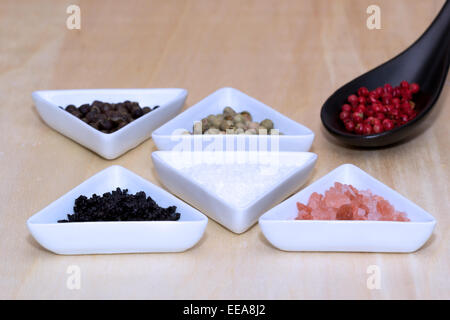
[
  {"left": 32, "top": 88, "right": 188, "bottom": 138},
  {"left": 152, "top": 150, "right": 318, "bottom": 211},
  {"left": 259, "top": 163, "right": 437, "bottom": 224},
  {"left": 152, "top": 86, "right": 315, "bottom": 138},
  {"left": 27, "top": 164, "right": 208, "bottom": 226}
]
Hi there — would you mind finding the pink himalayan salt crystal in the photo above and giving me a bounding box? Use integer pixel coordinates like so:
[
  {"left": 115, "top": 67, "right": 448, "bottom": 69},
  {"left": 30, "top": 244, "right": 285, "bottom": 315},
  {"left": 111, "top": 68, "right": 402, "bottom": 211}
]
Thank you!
[{"left": 295, "top": 182, "right": 409, "bottom": 221}]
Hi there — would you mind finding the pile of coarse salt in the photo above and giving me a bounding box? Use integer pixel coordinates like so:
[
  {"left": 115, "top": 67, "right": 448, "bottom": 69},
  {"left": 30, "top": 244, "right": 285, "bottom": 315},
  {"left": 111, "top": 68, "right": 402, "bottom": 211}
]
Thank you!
[
  {"left": 296, "top": 182, "right": 409, "bottom": 221},
  {"left": 177, "top": 163, "right": 297, "bottom": 208}
]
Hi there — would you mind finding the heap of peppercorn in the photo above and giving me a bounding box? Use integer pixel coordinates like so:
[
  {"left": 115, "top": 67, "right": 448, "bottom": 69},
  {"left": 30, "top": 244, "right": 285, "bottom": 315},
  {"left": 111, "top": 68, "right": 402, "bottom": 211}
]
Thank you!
[
  {"left": 62, "top": 100, "right": 159, "bottom": 133},
  {"left": 58, "top": 188, "right": 180, "bottom": 222},
  {"left": 340, "top": 81, "right": 420, "bottom": 135}
]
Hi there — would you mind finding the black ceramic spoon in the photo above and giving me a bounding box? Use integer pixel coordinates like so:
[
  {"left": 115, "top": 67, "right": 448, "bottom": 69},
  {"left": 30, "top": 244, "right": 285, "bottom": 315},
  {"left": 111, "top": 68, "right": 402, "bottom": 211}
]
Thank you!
[{"left": 321, "top": 1, "right": 450, "bottom": 147}]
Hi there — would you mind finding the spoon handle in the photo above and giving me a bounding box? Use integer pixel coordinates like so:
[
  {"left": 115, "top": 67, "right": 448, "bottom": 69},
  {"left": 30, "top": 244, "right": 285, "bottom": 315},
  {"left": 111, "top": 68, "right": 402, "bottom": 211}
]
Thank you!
[{"left": 410, "top": 0, "right": 450, "bottom": 65}]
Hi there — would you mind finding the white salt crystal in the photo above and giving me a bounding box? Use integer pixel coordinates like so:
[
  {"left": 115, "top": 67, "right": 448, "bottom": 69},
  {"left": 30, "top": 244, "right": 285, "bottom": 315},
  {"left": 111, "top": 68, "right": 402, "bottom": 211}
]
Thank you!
[{"left": 178, "top": 163, "right": 297, "bottom": 208}]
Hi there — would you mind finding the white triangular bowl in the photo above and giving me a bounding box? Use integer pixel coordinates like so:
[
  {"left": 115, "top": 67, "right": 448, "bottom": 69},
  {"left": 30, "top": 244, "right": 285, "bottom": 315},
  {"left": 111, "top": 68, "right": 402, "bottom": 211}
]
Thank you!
[
  {"left": 152, "top": 87, "right": 314, "bottom": 152},
  {"left": 27, "top": 165, "right": 207, "bottom": 254},
  {"left": 259, "top": 164, "right": 436, "bottom": 252},
  {"left": 152, "top": 151, "right": 317, "bottom": 234},
  {"left": 33, "top": 88, "right": 188, "bottom": 159}
]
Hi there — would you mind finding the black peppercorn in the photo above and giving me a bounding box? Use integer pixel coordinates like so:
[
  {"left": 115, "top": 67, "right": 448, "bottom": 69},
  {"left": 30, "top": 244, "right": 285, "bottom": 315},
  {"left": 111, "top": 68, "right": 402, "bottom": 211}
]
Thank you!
[
  {"left": 99, "top": 119, "right": 113, "bottom": 130},
  {"left": 124, "top": 113, "right": 134, "bottom": 122},
  {"left": 65, "top": 105, "right": 77, "bottom": 113},
  {"left": 117, "top": 104, "right": 128, "bottom": 115},
  {"left": 131, "top": 107, "right": 143, "bottom": 119},
  {"left": 79, "top": 104, "right": 90, "bottom": 115},
  {"left": 63, "top": 100, "right": 158, "bottom": 133},
  {"left": 58, "top": 188, "right": 181, "bottom": 222},
  {"left": 85, "top": 111, "right": 98, "bottom": 123},
  {"left": 117, "top": 121, "right": 127, "bottom": 130},
  {"left": 91, "top": 105, "right": 101, "bottom": 114}
]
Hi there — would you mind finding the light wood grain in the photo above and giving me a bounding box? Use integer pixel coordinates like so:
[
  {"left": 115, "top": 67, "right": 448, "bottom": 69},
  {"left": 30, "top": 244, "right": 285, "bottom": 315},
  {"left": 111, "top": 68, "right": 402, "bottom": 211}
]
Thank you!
[{"left": 0, "top": 0, "right": 448, "bottom": 299}]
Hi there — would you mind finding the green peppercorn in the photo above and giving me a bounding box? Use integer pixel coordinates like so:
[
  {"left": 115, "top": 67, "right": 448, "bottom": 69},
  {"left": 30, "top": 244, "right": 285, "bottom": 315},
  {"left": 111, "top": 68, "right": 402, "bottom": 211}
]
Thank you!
[
  {"left": 201, "top": 118, "right": 210, "bottom": 133},
  {"left": 210, "top": 116, "right": 222, "bottom": 128},
  {"left": 207, "top": 114, "right": 216, "bottom": 124},
  {"left": 240, "top": 111, "right": 252, "bottom": 122},
  {"left": 235, "top": 122, "right": 247, "bottom": 130},
  {"left": 260, "top": 119, "right": 274, "bottom": 130},
  {"left": 233, "top": 114, "right": 245, "bottom": 123},
  {"left": 223, "top": 106, "right": 236, "bottom": 117},
  {"left": 219, "top": 119, "right": 233, "bottom": 131}
]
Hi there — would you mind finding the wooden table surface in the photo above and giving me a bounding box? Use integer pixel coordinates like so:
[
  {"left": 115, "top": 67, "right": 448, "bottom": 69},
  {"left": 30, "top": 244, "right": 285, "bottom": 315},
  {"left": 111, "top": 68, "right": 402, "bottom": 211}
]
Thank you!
[{"left": 0, "top": 0, "right": 448, "bottom": 299}]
